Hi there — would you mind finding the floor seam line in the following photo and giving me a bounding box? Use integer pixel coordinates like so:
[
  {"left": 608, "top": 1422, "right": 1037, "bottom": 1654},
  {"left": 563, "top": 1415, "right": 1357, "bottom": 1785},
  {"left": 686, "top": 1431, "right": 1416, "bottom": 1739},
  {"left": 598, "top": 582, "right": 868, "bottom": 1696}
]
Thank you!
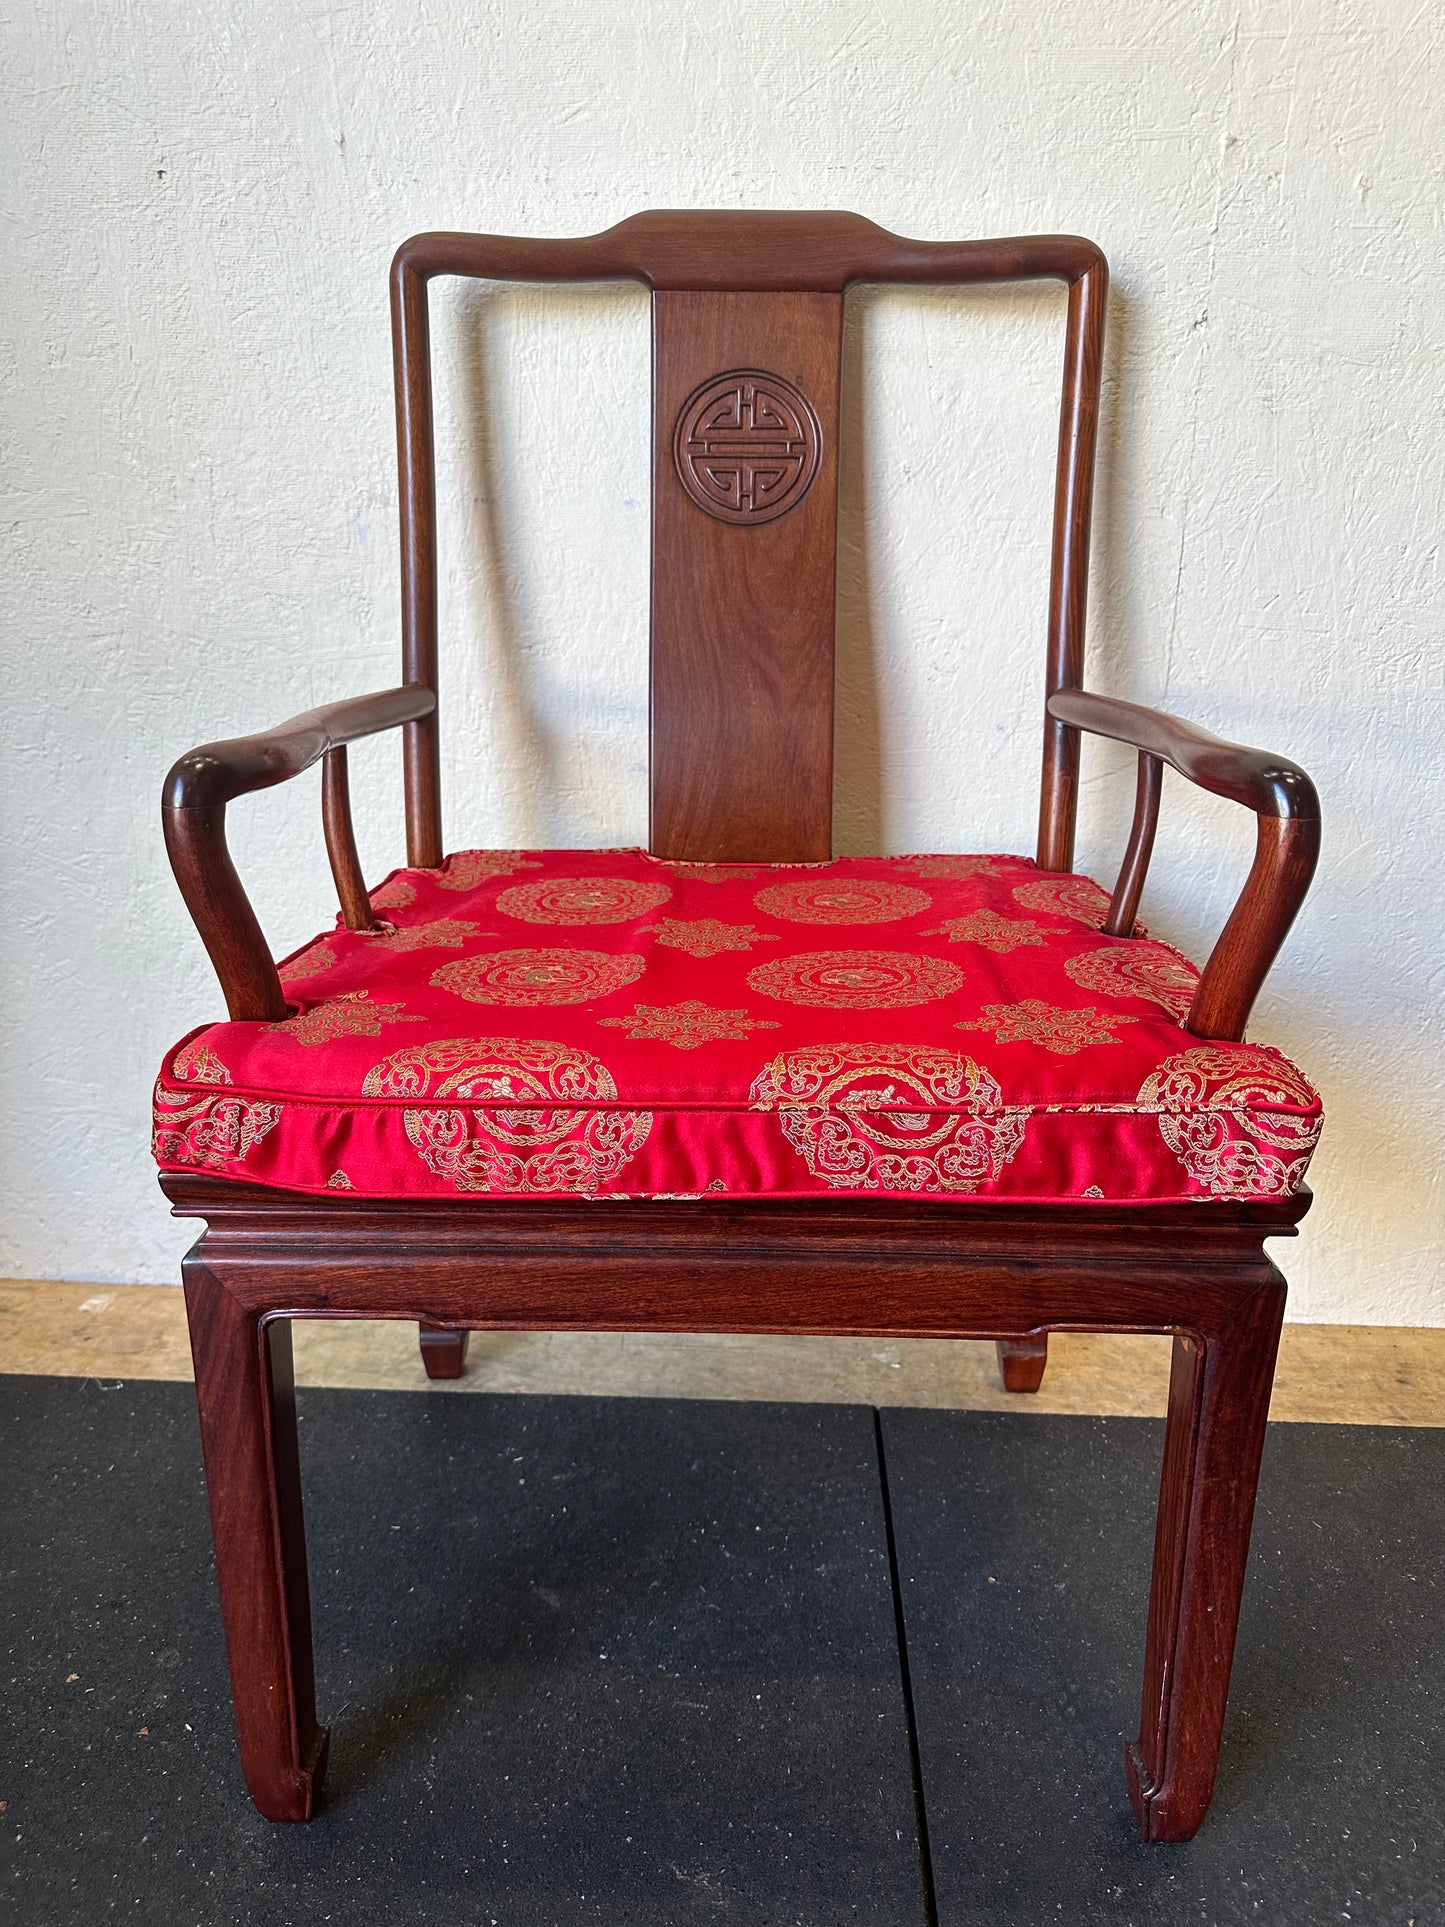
[{"left": 874, "top": 1405, "right": 940, "bottom": 1927}]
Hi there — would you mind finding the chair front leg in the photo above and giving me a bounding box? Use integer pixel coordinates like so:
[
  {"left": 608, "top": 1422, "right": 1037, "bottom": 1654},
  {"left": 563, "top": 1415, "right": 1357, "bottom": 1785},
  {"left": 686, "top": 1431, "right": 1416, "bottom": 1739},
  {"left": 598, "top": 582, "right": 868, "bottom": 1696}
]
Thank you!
[
  {"left": 1126, "top": 1275, "right": 1285, "bottom": 1841},
  {"left": 184, "top": 1260, "right": 328, "bottom": 1821}
]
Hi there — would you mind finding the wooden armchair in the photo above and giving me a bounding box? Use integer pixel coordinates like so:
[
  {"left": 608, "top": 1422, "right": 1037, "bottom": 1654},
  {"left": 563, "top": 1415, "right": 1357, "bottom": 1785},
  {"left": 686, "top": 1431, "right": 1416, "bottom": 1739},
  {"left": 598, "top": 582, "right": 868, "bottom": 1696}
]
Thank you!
[{"left": 155, "top": 212, "right": 1321, "bottom": 1843}]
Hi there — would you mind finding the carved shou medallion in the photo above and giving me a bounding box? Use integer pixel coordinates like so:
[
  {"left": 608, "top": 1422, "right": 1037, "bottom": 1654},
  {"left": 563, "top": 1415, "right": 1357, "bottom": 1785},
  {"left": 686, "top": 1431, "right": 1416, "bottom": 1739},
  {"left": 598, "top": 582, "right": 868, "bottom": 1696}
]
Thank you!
[{"left": 673, "top": 368, "right": 823, "bottom": 525}]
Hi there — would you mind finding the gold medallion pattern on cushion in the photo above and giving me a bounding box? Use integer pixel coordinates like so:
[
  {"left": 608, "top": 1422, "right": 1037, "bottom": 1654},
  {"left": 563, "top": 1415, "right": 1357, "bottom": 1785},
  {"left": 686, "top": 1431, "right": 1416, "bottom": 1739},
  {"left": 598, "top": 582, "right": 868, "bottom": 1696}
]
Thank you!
[
  {"left": 749, "top": 1043, "right": 1027, "bottom": 1192},
  {"left": 436, "top": 851, "right": 540, "bottom": 892},
  {"left": 647, "top": 918, "right": 779, "bottom": 958},
  {"left": 956, "top": 1000, "right": 1139, "bottom": 1055},
  {"left": 369, "top": 877, "right": 418, "bottom": 911},
  {"left": 926, "top": 910, "right": 1048, "bottom": 953},
  {"left": 365, "top": 1036, "right": 622, "bottom": 1102},
  {"left": 153, "top": 1088, "right": 282, "bottom": 1169},
  {"left": 150, "top": 844, "right": 1326, "bottom": 1204},
  {"left": 367, "top": 1038, "right": 650, "bottom": 1193},
  {"left": 597, "top": 1001, "right": 782, "bottom": 1050},
  {"left": 431, "top": 948, "right": 645, "bottom": 1006},
  {"left": 753, "top": 877, "right": 931, "bottom": 924},
  {"left": 747, "top": 950, "right": 963, "bottom": 1009},
  {"left": 496, "top": 876, "right": 672, "bottom": 924},
  {"left": 658, "top": 863, "right": 761, "bottom": 884},
  {"left": 282, "top": 942, "right": 339, "bottom": 981},
  {"left": 1012, "top": 876, "right": 1112, "bottom": 926},
  {"left": 268, "top": 992, "right": 423, "bottom": 1046},
  {"left": 897, "top": 855, "right": 1005, "bottom": 880},
  {"left": 1064, "top": 944, "right": 1199, "bottom": 1019},
  {"left": 171, "top": 1038, "right": 231, "bottom": 1083},
  {"left": 371, "top": 917, "right": 478, "bottom": 952},
  {"left": 1137, "top": 1046, "right": 1322, "bottom": 1198}
]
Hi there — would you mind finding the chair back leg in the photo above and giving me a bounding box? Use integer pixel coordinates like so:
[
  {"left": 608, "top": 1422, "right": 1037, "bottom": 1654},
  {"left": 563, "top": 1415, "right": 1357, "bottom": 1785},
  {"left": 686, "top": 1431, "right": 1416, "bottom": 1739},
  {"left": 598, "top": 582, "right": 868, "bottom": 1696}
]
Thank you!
[
  {"left": 996, "top": 1335, "right": 1049, "bottom": 1392},
  {"left": 418, "top": 1323, "right": 470, "bottom": 1378},
  {"left": 184, "top": 1259, "right": 328, "bottom": 1820},
  {"left": 1126, "top": 1272, "right": 1286, "bottom": 1841}
]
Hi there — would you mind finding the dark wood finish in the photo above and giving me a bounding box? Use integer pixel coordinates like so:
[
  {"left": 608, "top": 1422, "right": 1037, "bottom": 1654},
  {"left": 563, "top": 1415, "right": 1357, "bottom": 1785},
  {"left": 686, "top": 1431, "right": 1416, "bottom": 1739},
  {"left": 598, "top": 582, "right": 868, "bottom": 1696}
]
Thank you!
[
  {"left": 996, "top": 1335, "right": 1050, "bottom": 1392},
  {"left": 390, "top": 212, "right": 1104, "bottom": 297},
  {"left": 390, "top": 255, "right": 444, "bottom": 869},
  {"left": 163, "top": 1173, "right": 1305, "bottom": 1840},
  {"left": 163, "top": 1172, "right": 1308, "bottom": 1256},
  {"left": 162, "top": 804, "right": 291, "bottom": 1023},
  {"left": 651, "top": 293, "right": 842, "bottom": 859},
  {"left": 183, "top": 1256, "right": 328, "bottom": 1820},
  {"left": 1103, "top": 752, "right": 1162, "bottom": 937},
  {"left": 1037, "top": 254, "right": 1108, "bottom": 873},
  {"left": 1126, "top": 1284, "right": 1285, "bottom": 1840},
  {"left": 388, "top": 213, "right": 1107, "bottom": 874},
  {"left": 321, "top": 747, "right": 378, "bottom": 932},
  {"left": 1048, "top": 691, "right": 1321, "bottom": 1039},
  {"left": 1188, "top": 817, "right": 1320, "bottom": 1041},
  {"left": 158, "top": 213, "right": 1323, "bottom": 1845},
  {"left": 1047, "top": 690, "right": 1320, "bottom": 818},
  {"left": 163, "top": 686, "right": 437, "bottom": 814},
  {"left": 162, "top": 685, "right": 433, "bottom": 1020},
  {"left": 418, "top": 1321, "right": 470, "bottom": 1378}
]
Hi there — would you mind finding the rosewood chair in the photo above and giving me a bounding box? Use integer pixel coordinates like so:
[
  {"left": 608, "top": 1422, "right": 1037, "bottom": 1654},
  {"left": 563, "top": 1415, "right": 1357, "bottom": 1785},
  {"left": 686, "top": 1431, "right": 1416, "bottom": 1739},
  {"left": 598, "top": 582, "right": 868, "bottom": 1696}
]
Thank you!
[{"left": 155, "top": 212, "right": 1322, "bottom": 1843}]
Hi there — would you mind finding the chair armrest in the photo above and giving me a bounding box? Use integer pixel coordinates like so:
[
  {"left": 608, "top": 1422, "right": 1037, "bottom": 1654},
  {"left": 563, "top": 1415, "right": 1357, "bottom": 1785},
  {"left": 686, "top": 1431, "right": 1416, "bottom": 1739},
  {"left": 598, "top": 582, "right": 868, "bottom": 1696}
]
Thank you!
[
  {"left": 164, "top": 686, "right": 434, "bottom": 811},
  {"left": 1046, "top": 690, "right": 1318, "bottom": 821},
  {"left": 163, "top": 686, "right": 436, "bottom": 1021},
  {"left": 1046, "top": 690, "right": 1320, "bottom": 1040}
]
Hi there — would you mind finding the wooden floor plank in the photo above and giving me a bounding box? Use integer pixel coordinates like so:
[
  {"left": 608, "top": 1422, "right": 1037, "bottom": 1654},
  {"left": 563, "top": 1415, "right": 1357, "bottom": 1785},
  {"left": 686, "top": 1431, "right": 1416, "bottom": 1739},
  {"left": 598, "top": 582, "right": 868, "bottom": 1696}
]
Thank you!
[{"left": 2, "top": 1277, "right": 1442, "bottom": 1424}]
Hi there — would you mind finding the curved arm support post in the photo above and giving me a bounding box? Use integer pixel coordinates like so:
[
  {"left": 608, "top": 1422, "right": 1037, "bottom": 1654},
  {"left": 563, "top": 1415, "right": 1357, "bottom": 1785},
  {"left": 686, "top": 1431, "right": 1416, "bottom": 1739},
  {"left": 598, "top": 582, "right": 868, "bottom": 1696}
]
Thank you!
[
  {"left": 163, "top": 686, "right": 434, "bottom": 1019},
  {"left": 1047, "top": 690, "right": 1320, "bottom": 1040}
]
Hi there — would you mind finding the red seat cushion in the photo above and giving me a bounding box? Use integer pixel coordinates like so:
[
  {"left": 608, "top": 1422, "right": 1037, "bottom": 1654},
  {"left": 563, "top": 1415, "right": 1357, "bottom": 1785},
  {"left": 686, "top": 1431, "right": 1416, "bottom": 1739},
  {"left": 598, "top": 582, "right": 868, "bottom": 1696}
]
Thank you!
[{"left": 153, "top": 848, "right": 1321, "bottom": 1204}]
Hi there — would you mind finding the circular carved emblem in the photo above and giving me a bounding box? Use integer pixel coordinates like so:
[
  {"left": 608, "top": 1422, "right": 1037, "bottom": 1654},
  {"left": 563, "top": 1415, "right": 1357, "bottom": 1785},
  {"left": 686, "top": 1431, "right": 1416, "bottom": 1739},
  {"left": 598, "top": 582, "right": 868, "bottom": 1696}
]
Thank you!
[
  {"left": 495, "top": 876, "right": 672, "bottom": 924},
  {"left": 674, "top": 369, "right": 822, "bottom": 525},
  {"left": 753, "top": 878, "right": 931, "bottom": 924},
  {"left": 431, "top": 948, "right": 645, "bottom": 1005},
  {"left": 746, "top": 949, "right": 963, "bottom": 1009}
]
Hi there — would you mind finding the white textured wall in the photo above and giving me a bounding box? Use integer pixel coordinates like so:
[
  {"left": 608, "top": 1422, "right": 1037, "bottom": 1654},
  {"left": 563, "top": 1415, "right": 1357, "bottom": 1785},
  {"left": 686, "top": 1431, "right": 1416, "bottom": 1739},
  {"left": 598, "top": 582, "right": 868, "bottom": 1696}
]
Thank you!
[{"left": 2, "top": 1, "right": 1441, "bottom": 1319}]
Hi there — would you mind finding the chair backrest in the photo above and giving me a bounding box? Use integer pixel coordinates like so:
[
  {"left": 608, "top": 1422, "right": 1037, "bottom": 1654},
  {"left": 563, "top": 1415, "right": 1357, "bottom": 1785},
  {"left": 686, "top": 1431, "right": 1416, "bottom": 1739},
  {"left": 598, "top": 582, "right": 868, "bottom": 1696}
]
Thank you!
[{"left": 390, "top": 211, "right": 1106, "bottom": 870}]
